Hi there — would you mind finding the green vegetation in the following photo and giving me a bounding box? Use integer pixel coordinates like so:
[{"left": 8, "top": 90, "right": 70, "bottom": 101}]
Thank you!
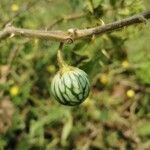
[{"left": 0, "top": 0, "right": 150, "bottom": 149}]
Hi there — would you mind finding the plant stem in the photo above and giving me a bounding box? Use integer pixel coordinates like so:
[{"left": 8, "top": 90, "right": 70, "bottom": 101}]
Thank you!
[
  {"left": 0, "top": 11, "right": 149, "bottom": 43},
  {"left": 57, "top": 43, "right": 67, "bottom": 68}
]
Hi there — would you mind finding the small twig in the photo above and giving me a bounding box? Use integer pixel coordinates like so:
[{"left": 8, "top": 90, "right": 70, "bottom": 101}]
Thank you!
[
  {"left": 48, "top": 13, "right": 86, "bottom": 30},
  {"left": 1, "top": 1, "right": 37, "bottom": 28},
  {"left": 0, "top": 11, "right": 149, "bottom": 43}
]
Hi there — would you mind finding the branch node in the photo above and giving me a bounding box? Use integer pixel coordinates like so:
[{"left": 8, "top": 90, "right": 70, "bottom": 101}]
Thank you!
[
  {"left": 68, "top": 28, "right": 78, "bottom": 37},
  {"left": 64, "top": 38, "right": 74, "bottom": 44}
]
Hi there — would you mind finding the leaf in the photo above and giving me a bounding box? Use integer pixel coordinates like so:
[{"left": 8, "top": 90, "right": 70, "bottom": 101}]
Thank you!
[
  {"left": 68, "top": 0, "right": 80, "bottom": 10},
  {"left": 61, "top": 111, "right": 73, "bottom": 146},
  {"left": 93, "top": 0, "right": 103, "bottom": 8},
  {"left": 126, "top": 25, "right": 150, "bottom": 84},
  {"left": 100, "top": 109, "right": 110, "bottom": 121},
  {"left": 80, "top": 54, "right": 101, "bottom": 81},
  {"left": 137, "top": 122, "right": 150, "bottom": 136},
  {"left": 73, "top": 37, "right": 109, "bottom": 81},
  {"left": 16, "top": 137, "right": 31, "bottom": 150},
  {"left": 109, "top": 0, "right": 117, "bottom": 6},
  {"left": 85, "top": 1, "right": 94, "bottom": 13}
]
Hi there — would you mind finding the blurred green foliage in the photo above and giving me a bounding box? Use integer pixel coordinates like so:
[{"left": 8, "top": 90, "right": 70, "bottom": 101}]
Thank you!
[{"left": 0, "top": 0, "right": 150, "bottom": 150}]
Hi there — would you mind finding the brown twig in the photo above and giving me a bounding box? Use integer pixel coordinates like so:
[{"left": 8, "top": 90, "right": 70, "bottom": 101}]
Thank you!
[{"left": 0, "top": 10, "right": 149, "bottom": 43}]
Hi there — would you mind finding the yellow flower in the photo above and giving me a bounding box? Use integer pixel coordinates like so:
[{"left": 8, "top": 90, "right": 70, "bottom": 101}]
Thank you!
[
  {"left": 126, "top": 89, "right": 135, "bottom": 98},
  {"left": 11, "top": 4, "right": 19, "bottom": 12},
  {"left": 47, "top": 65, "right": 56, "bottom": 73},
  {"left": 122, "top": 60, "right": 129, "bottom": 69},
  {"left": 10, "top": 85, "right": 19, "bottom": 96},
  {"left": 99, "top": 73, "right": 108, "bottom": 84}
]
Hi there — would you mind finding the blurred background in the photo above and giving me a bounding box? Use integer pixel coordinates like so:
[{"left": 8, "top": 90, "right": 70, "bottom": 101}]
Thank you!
[{"left": 0, "top": 0, "right": 150, "bottom": 149}]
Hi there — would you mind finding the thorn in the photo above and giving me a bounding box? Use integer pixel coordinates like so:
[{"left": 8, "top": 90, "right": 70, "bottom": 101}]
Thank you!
[
  {"left": 99, "top": 61, "right": 104, "bottom": 67},
  {"left": 45, "top": 27, "right": 48, "bottom": 31},
  {"left": 101, "top": 49, "right": 110, "bottom": 59},
  {"left": 20, "top": 31, "right": 24, "bottom": 34},
  {"left": 99, "top": 19, "right": 105, "bottom": 26},
  {"left": 138, "top": 15, "right": 148, "bottom": 24},
  {"left": 9, "top": 33, "right": 15, "bottom": 38},
  {"left": 67, "top": 28, "right": 78, "bottom": 40},
  {"left": 5, "top": 22, "right": 13, "bottom": 28},
  {"left": 91, "top": 34, "right": 95, "bottom": 41},
  {"left": 68, "top": 28, "right": 77, "bottom": 35}
]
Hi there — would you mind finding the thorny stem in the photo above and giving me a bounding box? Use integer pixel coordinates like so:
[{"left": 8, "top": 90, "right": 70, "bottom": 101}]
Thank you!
[{"left": 0, "top": 11, "right": 149, "bottom": 43}]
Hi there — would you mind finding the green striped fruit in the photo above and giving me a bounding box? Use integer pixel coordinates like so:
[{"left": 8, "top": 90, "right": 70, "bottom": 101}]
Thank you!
[{"left": 51, "top": 66, "right": 90, "bottom": 106}]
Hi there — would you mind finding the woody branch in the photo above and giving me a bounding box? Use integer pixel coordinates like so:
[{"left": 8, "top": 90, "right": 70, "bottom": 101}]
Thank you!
[{"left": 0, "top": 10, "right": 149, "bottom": 43}]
